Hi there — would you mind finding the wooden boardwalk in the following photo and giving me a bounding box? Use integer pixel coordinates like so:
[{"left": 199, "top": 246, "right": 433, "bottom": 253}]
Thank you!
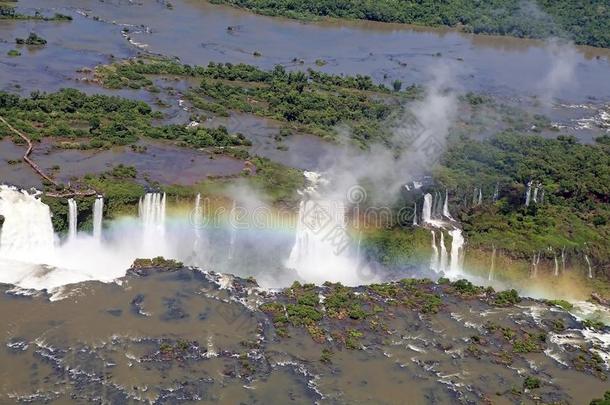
[{"left": 0, "top": 116, "right": 98, "bottom": 198}]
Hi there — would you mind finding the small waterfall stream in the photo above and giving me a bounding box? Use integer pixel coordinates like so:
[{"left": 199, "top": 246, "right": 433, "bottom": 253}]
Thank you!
[
  {"left": 422, "top": 194, "right": 433, "bottom": 223},
  {"left": 430, "top": 231, "right": 439, "bottom": 272},
  {"left": 442, "top": 190, "right": 451, "bottom": 219},
  {"left": 525, "top": 181, "right": 533, "bottom": 207},
  {"left": 93, "top": 197, "right": 104, "bottom": 240},
  {"left": 67, "top": 199, "right": 78, "bottom": 241},
  {"left": 439, "top": 231, "right": 448, "bottom": 273},
  {"left": 585, "top": 255, "right": 593, "bottom": 279},
  {"left": 448, "top": 229, "right": 464, "bottom": 277},
  {"left": 488, "top": 245, "right": 496, "bottom": 281}
]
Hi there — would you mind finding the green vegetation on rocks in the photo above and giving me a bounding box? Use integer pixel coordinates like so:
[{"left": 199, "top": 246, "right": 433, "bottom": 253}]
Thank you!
[
  {"left": 131, "top": 257, "right": 183, "bottom": 269},
  {"left": 523, "top": 376, "right": 541, "bottom": 390},
  {"left": 15, "top": 32, "right": 47, "bottom": 45}
]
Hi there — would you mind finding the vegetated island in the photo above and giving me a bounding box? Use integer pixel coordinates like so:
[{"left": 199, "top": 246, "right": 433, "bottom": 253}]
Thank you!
[
  {"left": 209, "top": 0, "right": 610, "bottom": 48},
  {"left": 0, "top": 5, "right": 72, "bottom": 21}
]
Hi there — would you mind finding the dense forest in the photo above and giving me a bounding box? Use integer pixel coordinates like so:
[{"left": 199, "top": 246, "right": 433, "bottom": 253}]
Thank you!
[
  {"left": 436, "top": 132, "right": 610, "bottom": 265},
  {"left": 210, "top": 0, "right": 610, "bottom": 48}
]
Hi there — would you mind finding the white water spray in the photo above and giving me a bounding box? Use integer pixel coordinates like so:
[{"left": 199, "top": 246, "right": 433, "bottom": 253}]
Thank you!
[
  {"left": 430, "top": 231, "right": 439, "bottom": 272},
  {"left": 448, "top": 229, "right": 464, "bottom": 277},
  {"left": 554, "top": 253, "right": 559, "bottom": 277},
  {"left": 442, "top": 190, "right": 452, "bottom": 219},
  {"left": 0, "top": 186, "right": 56, "bottom": 264},
  {"left": 422, "top": 193, "right": 433, "bottom": 224},
  {"left": 67, "top": 199, "right": 77, "bottom": 241},
  {"left": 139, "top": 193, "right": 166, "bottom": 233},
  {"left": 287, "top": 173, "right": 367, "bottom": 286},
  {"left": 93, "top": 197, "right": 104, "bottom": 240},
  {"left": 139, "top": 192, "right": 167, "bottom": 255},
  {"left": 439, "top": 231, "right": 448, "bottom": 273},
  {"left": 488, "top": 245, "right": 496, "bottom": 281},
  {"left": 189, "top": 193, "right": 208, "bottom": 266}
]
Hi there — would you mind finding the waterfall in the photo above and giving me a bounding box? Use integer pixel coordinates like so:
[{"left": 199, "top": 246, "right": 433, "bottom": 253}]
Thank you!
[
  {"left": 287, "top": 198, "right": 362, "bottom": 285},
  {"left": 539, "top": 190, "right": 545, "bottom": 205},
  {"left": 477, "top": 188, "right": 482, "bottom": 205},
  {"left": 422, "top": 194, "right": 433, "bottom": 223},
  {"left": 67, "top": 199, "right": 77, "bottom": 241},
  {"left": 442, "top": 190, "right": 452, "bottom": 219},
  {"left": 488, "top": 245, "right": 496, "bottom": 281},
  {"left": 439, "top": 231, "right": 448, "bottom": 273},
  {"left": 93, "top": 197, "right": 104, "bottom": 240},
  {"left": 525, "top": 181, "right": 533, "bottom": 207},
  {"left": 530, "top": 252, "right": 541, "bottom": 278},
  {"left": 0, "top": 185, "right": 56, "bottom": 264},
  {"left": 533, "top": 185, "right": 539, "bottom": 204},
  {"left": 139, "top": 192, "right": 166, "bottom": 250},
  {"left": 139, "top": 193, "right": 166, "bottom": 230},
  {"left": 434, "top": 191, "right": 443, "bottom": 218},
  {"left": 448, "top": 229, "right": 464, "bottom": 277},
  {"left": 193, "top": 193, "right": 202, "bottom": 229},
  {"left": 554, "top": 253, "right": 559, "bottom": 276},
  {"left": 287, "top": 173, "right": 364, "bottom": 285},
  {"left": 412, "top": 202, "right": 417, "bottom": 226},
  {"left": 430, "top": 231, "right": 439, "bottom": 272},
  {"left": 493, "top": 183, "right": 499, "bottom": 202},
  {"left": 585, "top": 255, "right": 593, "bottom": 279},
  {"left": 138, "top": 192, "right": 169, "bottom": 258},
  {"left": 561, "top": 248, "right": 566, "bottom": 273},
  {"left": 472, "top": 188, "right": 478, "bottom": 206}
]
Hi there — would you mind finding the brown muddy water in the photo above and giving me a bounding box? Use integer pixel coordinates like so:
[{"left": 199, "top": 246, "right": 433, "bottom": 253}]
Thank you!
[
  {"left": 3, "top": 0, "right": 610, "bottom": 102},
  {"left": 0, "top": 137, "right": 245, "bottom": 188},
  {"left": 0, "top": 267, "right": 608, "bottom": 404},
  {"left": 1, "top": 0, "right": 608, "bottom": 171},
  {"left": 2, "top": 3, "right": 610, "bottom": 402}
]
